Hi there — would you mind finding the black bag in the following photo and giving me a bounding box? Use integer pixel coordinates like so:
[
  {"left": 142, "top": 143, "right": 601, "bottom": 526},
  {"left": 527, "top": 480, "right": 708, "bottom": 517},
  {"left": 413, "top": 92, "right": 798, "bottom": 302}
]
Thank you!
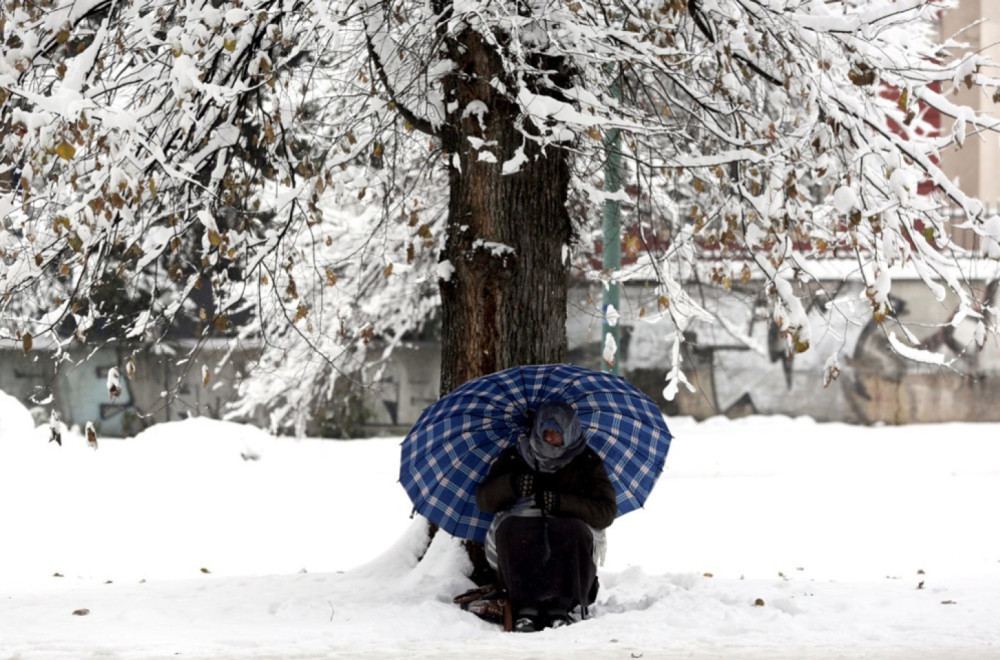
[{"left": 453, "top": 584, "right": 513, "bottom": 631}]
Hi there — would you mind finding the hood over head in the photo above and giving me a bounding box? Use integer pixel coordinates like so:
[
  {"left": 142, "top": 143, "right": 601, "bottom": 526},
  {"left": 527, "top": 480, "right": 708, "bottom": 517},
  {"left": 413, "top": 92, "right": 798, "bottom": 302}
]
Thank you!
[{"left": 517, "top": 400, "right": 588, "bottom": 473}]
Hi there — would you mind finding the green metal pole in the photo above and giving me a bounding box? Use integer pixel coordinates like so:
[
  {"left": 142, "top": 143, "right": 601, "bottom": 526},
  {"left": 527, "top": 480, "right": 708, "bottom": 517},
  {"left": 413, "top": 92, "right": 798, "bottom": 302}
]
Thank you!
[{"left": 602, "top": 72, "right": 622, "bottom": 375}]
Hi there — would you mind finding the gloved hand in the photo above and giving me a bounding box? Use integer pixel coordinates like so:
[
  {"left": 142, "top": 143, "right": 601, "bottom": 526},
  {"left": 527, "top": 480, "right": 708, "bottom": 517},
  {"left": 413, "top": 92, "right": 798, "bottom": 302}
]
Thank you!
[
  {"left": 535, "top": 489, "right": 558, "bottom": 513},
  {"left": 514, "top": 472, "right": 535, "bottom": 497}
]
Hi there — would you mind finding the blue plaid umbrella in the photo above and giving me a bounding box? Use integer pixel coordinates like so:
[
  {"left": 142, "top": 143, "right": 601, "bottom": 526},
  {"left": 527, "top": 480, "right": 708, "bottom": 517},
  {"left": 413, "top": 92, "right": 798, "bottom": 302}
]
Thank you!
[{"left": 399, "top": 363, "right": 672, "bottom": 542}]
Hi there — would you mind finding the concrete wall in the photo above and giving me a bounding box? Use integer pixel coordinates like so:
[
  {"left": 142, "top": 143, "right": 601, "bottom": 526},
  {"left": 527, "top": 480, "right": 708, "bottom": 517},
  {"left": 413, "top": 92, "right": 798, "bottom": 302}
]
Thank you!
[
  {"left": 0, "top": 342, "right": 262, "bottom": 437},
  {"left": 353, "top": 342, "right": 442, "bottom": 434},
  {"left": 566, "top": 277, "right": 1000, "bottom": 426}
]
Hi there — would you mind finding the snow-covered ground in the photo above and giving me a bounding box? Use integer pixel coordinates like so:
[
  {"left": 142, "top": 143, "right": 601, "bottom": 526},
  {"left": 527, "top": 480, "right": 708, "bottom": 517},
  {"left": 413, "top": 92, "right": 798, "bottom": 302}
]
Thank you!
[{"left": 2, "top": 389, "right": 999, "bottom": 659}]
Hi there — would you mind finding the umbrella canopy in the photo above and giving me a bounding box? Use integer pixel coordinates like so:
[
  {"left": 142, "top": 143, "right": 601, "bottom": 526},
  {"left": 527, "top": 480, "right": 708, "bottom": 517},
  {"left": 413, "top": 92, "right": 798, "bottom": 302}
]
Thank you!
[{"left": 399, "top": 363, "right": 672, "bottom": 542}]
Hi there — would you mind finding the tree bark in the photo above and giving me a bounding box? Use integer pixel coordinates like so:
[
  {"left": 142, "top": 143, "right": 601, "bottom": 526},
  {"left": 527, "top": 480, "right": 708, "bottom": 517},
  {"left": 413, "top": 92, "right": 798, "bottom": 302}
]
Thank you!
[{"left": 438, "top": 28, "right": 572, "bottom": 395}]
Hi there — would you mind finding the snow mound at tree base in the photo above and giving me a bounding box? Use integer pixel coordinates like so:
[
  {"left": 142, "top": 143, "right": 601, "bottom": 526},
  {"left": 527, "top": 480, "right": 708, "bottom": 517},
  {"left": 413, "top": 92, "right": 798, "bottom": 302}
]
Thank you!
[{"left": 0, "top": 390, "right": 40, "bottom": 442}]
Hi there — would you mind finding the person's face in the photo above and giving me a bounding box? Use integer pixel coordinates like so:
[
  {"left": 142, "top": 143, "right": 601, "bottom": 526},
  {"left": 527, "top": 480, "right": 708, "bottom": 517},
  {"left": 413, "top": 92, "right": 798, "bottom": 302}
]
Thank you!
[{"left": 543, "top": 428, "right": 564, "bottom": 447}]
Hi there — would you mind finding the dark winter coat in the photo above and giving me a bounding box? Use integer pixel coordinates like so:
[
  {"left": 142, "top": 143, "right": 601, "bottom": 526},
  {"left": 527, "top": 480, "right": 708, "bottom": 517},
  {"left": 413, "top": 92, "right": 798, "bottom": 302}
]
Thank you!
[{"left": 476, "top": 444, "right": 617, "bottom": 530}]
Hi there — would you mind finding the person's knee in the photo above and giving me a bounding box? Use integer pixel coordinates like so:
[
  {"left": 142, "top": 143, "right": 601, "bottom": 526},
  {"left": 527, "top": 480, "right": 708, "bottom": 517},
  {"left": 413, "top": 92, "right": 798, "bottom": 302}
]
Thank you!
[{"left": 554, "top": 518, "right": 594, "bottom": 548}]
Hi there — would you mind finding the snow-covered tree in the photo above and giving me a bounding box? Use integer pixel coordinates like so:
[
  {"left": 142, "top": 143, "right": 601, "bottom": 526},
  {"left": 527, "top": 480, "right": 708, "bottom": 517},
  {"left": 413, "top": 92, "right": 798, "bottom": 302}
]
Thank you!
[
  {"left": 3, "top": 0, "right": 1000, "bottom": 432},
  {"left": 0, "top": 0, "right": 444, "bottom": 431}
]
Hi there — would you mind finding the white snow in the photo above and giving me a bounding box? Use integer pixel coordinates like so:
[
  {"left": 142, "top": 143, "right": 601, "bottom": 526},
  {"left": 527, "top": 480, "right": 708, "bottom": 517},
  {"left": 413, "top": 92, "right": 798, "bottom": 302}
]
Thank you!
[
  {"left": 602, "top": 331, "right": 618, "bottom": 367},
  {"left": 832, "top": 186, "right": 860, "bottom": 214},
  {"left": 436, "top": 260, "right": 455, "bottom": 282},
  {"left": 0, "top": 390, "right": 36, "bottom": 440},
  {"left": 471, "top": 240, "right": 515, "bottom": 257},
  {"left": 888, "top": 331, "right": 948, "bottom": 366},
  {"left": 888, "top": 168, "right": 920, "bottom": 205},
  {"left": 982, "top": 215, "right": 1000, "bottom": 259},
  {"left": 1, "top": 393, "right": 999, "bottom": 658},
  {"left": 604, "top": 303, "right": 620, "bottom": 327},
  {"left": 196, "top": 209, "right": 220, "bottom": 234}
]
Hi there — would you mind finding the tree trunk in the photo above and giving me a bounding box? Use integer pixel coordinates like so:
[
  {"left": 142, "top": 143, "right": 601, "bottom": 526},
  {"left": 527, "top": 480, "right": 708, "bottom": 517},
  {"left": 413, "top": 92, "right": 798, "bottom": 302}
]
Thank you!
[
  {"left": 437, "top": 27, "right": 573, "bottom": 584},
  {"left": 438, "top": 28, "right": 571, "bottom": 395}
]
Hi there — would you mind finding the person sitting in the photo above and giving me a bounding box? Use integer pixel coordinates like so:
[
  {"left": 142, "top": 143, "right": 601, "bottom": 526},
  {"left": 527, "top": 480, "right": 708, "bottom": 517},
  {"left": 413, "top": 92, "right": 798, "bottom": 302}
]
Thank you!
[{"left": 475, "top": 400, "right": 617, "bottom": 632}]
